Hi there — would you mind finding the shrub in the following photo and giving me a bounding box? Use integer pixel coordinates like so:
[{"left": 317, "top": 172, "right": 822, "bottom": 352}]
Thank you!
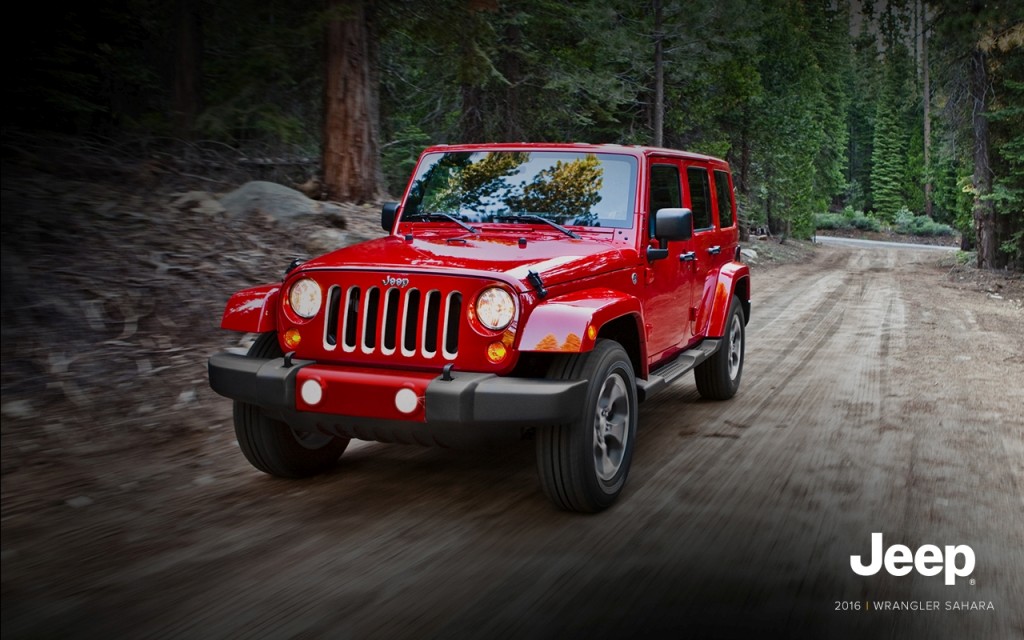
[
  {"left": 896, "top": 214, "right": 955, "bottom": 237},
  {"left": 849, "top": 215, "right": 881, "bottom": 232},
  {"left": 815, "top": 211, "right": 881, "bottom": 232},
  {"left": 814, "top": 213, "right": 851, "bottom": 230},
  {"left": 894, "top": 206, "right": 915, "bottom": 227}
]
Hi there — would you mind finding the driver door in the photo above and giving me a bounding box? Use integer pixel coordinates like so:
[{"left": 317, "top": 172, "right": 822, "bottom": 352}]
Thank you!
[{"left": 643, "top": 160, "right": 697, "bottom": 364}]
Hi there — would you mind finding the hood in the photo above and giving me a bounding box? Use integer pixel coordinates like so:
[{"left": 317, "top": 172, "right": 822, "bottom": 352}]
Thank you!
[{"left": 298, "top": 231, "right": 637, "bottom": 291}]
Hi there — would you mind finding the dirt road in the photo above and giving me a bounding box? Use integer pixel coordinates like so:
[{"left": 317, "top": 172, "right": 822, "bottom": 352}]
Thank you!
[{"left": 3, "top": 242, "right": 1022, "bottom": 639}]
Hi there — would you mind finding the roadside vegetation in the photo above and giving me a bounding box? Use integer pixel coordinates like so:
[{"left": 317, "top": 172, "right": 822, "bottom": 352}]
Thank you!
[{"left": 814, "top": 206, "right": 956, "bottom": 238}]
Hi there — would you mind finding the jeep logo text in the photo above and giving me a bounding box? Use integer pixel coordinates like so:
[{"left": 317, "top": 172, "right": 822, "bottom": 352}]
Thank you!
[
  {"left": 382, "top": 276, "right": 409, "bottom": 288},
  {"left": 850, "top": 532, "right": 975, "bottom": 585}
]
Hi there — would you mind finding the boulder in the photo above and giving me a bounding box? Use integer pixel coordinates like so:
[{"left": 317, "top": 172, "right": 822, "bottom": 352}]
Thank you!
[
  {"left": 220, "top": 181, "right": 324, "bottom": 221},
  {"left": 305, "top": 228, "right": 349, "bottom": 256},
  {"left": 172, "top": 191, "right": 226, "bottom": 217}
]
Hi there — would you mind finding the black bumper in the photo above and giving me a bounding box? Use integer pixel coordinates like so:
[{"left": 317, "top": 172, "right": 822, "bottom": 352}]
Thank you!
[{"left": 208, "top": 352, "right": 587, "bottom": 447}]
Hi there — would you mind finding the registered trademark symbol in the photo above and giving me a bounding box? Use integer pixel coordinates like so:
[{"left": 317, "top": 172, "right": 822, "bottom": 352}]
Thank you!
[{"left": 970, "top": 579, "right": 976, "bottom": 586}]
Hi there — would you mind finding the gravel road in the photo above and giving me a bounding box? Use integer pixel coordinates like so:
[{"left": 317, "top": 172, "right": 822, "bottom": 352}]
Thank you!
[{"left": 3, "top": 242, "right": 1022, "bottom": 640}]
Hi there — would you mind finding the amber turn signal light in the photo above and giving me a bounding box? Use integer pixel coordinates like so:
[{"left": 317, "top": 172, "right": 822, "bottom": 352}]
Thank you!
[
  {"left": 283, "top": 329, "right": 302, "bottom": 350},
  {"left": 486, "top": 341, "right": 507, "bottom": 363}
]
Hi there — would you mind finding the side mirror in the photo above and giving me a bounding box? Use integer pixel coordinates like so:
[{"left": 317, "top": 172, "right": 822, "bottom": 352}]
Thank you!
[
  {"left": 654, "top": 207, "right": 693, "bottom": 242},
  {"left": 381, "top": 202, "right": 399, "bottom": 232}
]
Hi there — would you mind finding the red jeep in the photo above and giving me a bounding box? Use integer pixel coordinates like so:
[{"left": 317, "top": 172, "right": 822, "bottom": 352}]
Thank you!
[{"left": 208, "top": 143, "right": 750, "bottom": 512}]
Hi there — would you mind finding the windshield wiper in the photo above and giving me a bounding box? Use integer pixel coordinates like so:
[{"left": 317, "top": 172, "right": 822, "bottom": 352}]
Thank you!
[
  {"left": 495, "top": 214, "right": 580, "bottom": 239},
  {"left": 404, "top": 212, "right": 479, "bottom": 234}
]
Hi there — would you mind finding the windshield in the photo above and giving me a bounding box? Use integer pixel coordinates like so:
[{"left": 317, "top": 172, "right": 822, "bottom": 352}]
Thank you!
[{"left": 402, "top": 151, "right": 638, "bottom": 229}]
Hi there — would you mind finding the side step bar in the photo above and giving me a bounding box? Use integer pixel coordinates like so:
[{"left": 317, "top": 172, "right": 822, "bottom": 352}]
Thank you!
[{"left": 636, "top": 339, "right": 720, "bottom": 402}]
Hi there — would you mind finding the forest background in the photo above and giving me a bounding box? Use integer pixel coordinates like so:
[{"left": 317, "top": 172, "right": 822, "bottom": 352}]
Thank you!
[{"left": 6, "top": 0, "right": 1023, "bottom": 269}]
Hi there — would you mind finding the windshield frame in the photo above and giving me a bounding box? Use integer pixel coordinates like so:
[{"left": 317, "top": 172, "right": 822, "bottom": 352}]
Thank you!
[{"left": 400, "top": 150, "right": 639, "bottom": 231}]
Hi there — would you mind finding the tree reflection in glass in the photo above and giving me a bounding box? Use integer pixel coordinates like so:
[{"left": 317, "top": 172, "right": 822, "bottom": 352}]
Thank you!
[{"left": 405, "top": 150, "right": 637, "bottom": 229}]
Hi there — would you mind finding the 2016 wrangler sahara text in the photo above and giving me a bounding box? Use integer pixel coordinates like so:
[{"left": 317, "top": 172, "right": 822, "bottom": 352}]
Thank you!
[{"left": 208, "top": 143, "right": 751, "bottom": 512}]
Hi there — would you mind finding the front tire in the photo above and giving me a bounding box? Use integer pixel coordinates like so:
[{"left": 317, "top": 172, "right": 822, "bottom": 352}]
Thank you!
[
  {"left": 535, "top": 340, "right": 638, "bottom": 513},
  {"left": 233, "top": 332, "right": 349, "bottom": 478},
  {"left": 694, "top": 295, "right": 745, "bottom": 400}
]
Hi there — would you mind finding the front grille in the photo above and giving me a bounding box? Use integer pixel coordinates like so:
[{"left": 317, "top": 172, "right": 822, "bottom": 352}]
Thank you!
[{"left": 324, "top": 285, "right": 463, "bottom": 360}]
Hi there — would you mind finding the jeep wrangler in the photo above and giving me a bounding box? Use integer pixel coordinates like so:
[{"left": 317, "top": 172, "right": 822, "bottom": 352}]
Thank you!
[{"left": 208, "top": 143, "right": 750, "bottom": 512}]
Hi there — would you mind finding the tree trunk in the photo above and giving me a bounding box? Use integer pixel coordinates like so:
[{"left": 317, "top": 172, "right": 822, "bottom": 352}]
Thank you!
[
  {"left": 323, "top": 0, "right": 381, "bottom": 203},
  {"left": 459, "top": 82, "right": 485, "bottom": 143},
  {"left": 970, "top": 47, "right": 998, "bottom": 269},
  {"left": 499, "top": 19, "right": 523, "bottom": 141},
  {"left": 172, "top": 0, "right": 202, "bottom": 139},
  {"left": 736, "top": 126, "right": 752, "bottom": 241},
  {"left": 652, "top": 0, "right": 664, "bottom": 148},
  {"left": 922, "top": 6, "right": 932, "bottom": 218}
]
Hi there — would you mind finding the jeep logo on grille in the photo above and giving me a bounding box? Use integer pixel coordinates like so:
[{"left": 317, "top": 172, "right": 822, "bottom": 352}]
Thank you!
[{"left": 383, "top": 275, "right": 410, "bottom": 288}]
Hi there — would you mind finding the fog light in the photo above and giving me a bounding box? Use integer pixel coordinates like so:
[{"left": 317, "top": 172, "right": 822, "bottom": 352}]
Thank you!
[
  {"left": 283, "top": 329, "right": 301, "bottom": 350},
  {"left": 300, "top": 379, "right": 323, "bottom": 405},
  {"left": 486, "top": 341, "right": 507, "bottom": 363},
  {"left": 395, "top": 388, "right": 418, "bottom": 414}
]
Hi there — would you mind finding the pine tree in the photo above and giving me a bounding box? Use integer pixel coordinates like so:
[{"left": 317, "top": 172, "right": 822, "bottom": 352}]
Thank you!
[{"left": 870, "top": 64, "right": 907, "bottom": 222}]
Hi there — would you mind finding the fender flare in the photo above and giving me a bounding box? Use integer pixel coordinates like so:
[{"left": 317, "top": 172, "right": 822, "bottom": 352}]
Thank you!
[
  {"left": 518, "top": 288, "right": 644, "bottom": 356},
  {"left": 694, "top": 262, "right": 750, "bottom": 339},
  {"left": 220, "top": 284, "right": 280, "bottom": 333}
]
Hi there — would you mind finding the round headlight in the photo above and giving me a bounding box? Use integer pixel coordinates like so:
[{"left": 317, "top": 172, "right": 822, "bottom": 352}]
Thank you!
[
  {"left": 475, "top": 286, "right": 515, "bottom": 331},
  {"left": 288, "top": 278, "right": 322, "bottom": 319}
]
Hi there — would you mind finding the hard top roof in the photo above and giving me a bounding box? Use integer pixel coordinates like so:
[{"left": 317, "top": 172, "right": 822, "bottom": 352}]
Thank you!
[{"left": 421, "top": 142, "right": 728, "bottom": 166}]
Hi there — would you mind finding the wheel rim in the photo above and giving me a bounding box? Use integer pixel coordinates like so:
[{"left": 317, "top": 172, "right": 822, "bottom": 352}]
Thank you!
[
  {"left": 290, "top": 427, "right": 335, "bottom": 450},
  {"left": 727, "top": 312, "right": 743, "bottom": 381},
  {"left": 593, "top": 371, "right": 631, "bottom": 482}
]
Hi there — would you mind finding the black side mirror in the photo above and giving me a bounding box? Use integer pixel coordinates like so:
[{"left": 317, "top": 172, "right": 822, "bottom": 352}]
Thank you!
[
  {"left": 647, "top": 208, "right": 693, "bottom": 261},
  {"left": 654, "top": 207, "right": 693, "bottom": 242},
  {"left": 381, "top": 202, "right": 399, "bottom": 232}
]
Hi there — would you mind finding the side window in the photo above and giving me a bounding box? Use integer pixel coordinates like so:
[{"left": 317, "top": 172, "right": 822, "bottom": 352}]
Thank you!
[
  {"left": 649, "top": 164, "right": 682, "bottom": 236},
  {"left": 714, "top": 170, "right": 734, "bottom": 228},
  {"left": 686, "top": 166, "right": 712, "bottom": 230}
]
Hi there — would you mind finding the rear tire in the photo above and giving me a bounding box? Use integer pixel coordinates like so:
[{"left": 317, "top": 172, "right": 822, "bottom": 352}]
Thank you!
[
  {"left": 233, "top": 332, "right": 349, "bottom": 478},
  {"left": 535, "top": 340, "right": 637, "bottom": 513},
  {"left": 694, "top": 295, "right": 745, "bottom": 400}
]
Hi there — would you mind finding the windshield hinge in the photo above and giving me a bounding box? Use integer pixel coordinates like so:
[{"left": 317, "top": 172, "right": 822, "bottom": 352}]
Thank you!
[{"left": 527, "top": 270, "right": 549, "bottom": 299}]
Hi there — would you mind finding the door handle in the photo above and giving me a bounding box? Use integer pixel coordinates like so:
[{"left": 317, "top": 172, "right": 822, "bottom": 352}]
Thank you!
[
  {"left": 708, "top": 245, "right": 721, "bottom": 255},
  {"left": 680, "top": 251, "right": 696, "bottom": 262}
]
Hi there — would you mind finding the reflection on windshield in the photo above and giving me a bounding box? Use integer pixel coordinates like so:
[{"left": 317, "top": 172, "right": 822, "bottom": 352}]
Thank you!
[{"left": 404, "top": 151, "right": 637, "bottom": 229}]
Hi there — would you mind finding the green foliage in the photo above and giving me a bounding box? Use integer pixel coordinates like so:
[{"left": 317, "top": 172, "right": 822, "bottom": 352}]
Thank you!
[
  {"left": 928, "top": 0, "right": 1024, "bottom": 268},
  {"left": 747, "top": 0, "right": 827, "bottom": 240},
  {"left": 870, "top": 57, "right": 908, "bottom": 222},
  {"left": 815, "top": 211, "right": 880, "bottom": 232},
  {"left": 814, "top": 213, "right": 851, "bottom": 230},
  {"left": 849, "top": 215, "right": 882, "bottom": 232},
  {"left": 895, "top": 213, "right": 955, "bottom": 237},
  {"left": 987, "top": 76, "right": 1024, "bottom": 268},
  {"left": 381, "top": 121, "right": 432, "bottom": 197}
]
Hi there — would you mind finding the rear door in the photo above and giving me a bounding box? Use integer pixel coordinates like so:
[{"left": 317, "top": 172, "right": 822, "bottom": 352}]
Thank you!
[{"left": 683, "top": 163, "right": 723, "bottom": 338}]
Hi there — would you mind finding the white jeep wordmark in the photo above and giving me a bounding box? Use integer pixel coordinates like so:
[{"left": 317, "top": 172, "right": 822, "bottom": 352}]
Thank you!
[{"left": 850, "top": 532, "right": 976, "bottom": 585}]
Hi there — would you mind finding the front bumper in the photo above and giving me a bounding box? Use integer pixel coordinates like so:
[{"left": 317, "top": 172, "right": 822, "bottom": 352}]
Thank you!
[{"left": 208, "top": 352, "right": 587, "bottom": 447}]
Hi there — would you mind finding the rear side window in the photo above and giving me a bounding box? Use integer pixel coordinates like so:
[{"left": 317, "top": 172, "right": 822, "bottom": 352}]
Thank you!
[
  {"left": 714, "top": 170, "right": 734, "bottom": 228},
  {"left": 649, "top": 164, "right": 682, "bottom": 236},
  {"left": 686, "top": 166, "right": 712, "bottom": 230}
]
